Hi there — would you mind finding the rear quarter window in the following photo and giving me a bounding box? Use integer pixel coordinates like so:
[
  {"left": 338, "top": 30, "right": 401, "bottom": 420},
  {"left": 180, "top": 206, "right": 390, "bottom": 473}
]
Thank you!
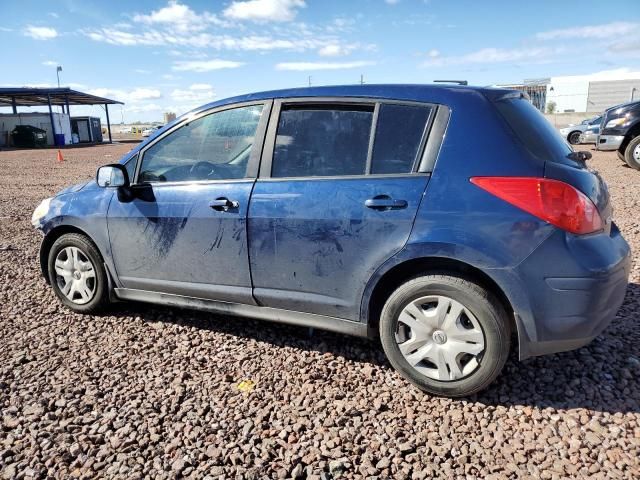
[{"left": 494, "top": 96, "right": 572, "bottom": 165}]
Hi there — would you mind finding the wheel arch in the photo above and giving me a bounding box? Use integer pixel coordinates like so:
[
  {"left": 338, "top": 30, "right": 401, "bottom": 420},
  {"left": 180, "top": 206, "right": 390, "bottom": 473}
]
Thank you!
[
  {"left": 619, "top": 121, "right": 640, "bottom": 154},
  {"left": 364, "top": 256, "right": 518, "bottom": 351},
  {"left": 40, "top": 225, "right": 105, "bottom": 285}
]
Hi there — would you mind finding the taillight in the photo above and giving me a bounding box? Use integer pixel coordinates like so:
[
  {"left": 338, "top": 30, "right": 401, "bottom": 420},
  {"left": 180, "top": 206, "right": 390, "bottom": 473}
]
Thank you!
[{"left": 470, "top": 177, "right": 603, "bottom": 235}]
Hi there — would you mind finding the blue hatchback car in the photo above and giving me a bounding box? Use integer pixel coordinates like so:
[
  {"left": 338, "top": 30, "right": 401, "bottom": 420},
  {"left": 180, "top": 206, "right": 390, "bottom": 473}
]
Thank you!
[{"left": 32, "top": 85, "right": 631, "bottom": 397}]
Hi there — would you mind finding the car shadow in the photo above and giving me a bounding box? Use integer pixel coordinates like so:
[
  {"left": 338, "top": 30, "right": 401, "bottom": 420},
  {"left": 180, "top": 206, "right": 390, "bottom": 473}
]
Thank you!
[{"left": 104, "top": 282, "right": 640, "bottom": 415}]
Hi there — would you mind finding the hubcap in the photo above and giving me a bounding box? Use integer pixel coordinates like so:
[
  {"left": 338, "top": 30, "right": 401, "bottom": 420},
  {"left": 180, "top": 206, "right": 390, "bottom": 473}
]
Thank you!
[
  {"left": 54, "top": 246, "right": 96, "bottom": 305},
  {"left": 395, "top": 295, "right": 485, "bottom": 381},
  {"left": 634, "top": 143, "right": 640, "bottom": 162}
]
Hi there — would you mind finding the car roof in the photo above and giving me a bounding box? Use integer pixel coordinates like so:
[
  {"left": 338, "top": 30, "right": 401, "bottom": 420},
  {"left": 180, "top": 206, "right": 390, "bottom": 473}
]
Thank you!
[{"left": 194, "top": 83, "right": 521, "bottom": 113}]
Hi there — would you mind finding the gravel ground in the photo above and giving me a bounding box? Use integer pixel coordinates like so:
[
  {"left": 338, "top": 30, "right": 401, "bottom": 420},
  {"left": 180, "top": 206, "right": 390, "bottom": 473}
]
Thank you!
[{"left": 1, "top": 143, "right": 639, "bottom": 479}]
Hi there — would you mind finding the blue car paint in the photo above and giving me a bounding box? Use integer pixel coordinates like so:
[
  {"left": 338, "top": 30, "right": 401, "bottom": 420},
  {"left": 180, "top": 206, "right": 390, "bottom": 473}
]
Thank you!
[
  {"left": 107, "top": 181, "right": 256, "bottom": 305},
  {"left": 37, "top": 84, "right": 632, "bottom": 360},
  {"left": 248, "top": 175, "right": 429, "bottom": 320}
]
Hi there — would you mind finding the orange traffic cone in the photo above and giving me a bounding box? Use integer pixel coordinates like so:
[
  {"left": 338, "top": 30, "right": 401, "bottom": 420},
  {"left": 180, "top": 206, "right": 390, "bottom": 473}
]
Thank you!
[{"left": 57, "top": 150, "right": 64, "bottom": 163}]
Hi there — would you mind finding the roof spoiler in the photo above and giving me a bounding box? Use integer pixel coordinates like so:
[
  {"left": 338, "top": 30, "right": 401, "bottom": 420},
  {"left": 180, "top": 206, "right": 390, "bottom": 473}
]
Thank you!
[
  {"left": 485, "top": 90, "right": 531, "bottom": 103},
  {"left": 433, "top": 80, "right": 468, "bottom": 86}
]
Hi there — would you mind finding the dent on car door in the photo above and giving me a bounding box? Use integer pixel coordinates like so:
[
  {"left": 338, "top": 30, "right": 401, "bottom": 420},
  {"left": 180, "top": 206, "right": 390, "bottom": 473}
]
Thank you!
[
  {"left": 248, "top": 100, "right": 435, "bottom": 320},
  {"left": 107, "top": 102, "right": 271, "bottom": 304}
]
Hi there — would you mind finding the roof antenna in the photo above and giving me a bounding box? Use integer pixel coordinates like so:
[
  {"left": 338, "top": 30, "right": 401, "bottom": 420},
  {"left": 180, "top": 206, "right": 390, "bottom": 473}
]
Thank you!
[{"left": 434, "top": 80, "right": 468, "bottom": 85}]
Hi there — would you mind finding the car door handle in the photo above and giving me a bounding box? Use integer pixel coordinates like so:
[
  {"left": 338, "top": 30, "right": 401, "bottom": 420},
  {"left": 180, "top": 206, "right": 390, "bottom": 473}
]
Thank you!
[
  {"left": 210, "top": 197, "right": 239, "bottom": 212},
  {"left": 365, "top": 196, "right": 408, "bottom": 211}
]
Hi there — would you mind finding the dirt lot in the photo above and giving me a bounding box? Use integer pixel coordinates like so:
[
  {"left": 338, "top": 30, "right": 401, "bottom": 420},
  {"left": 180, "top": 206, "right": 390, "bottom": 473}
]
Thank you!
[{"left": 0, "top": 143, "right": 639, "bottom": 479}]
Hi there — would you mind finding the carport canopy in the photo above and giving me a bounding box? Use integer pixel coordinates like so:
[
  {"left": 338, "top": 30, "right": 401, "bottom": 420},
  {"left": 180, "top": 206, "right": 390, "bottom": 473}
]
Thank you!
[{"left": 0, "top": 87, "right": 124, "bottom": 143}]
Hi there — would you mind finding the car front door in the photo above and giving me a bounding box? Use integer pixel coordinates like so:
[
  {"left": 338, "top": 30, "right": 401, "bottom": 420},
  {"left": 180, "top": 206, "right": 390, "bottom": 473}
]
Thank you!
[
  {"left": 107, "top": 101, "right": 271, "bottom": 304},
  {"left": 248, "top": 99, "right": 436, "bottom": 320}
]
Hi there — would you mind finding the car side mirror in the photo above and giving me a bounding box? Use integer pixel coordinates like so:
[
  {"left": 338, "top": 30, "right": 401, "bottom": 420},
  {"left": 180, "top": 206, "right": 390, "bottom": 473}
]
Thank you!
[{"left": 97, "top": 164, "right": 129, "bottom": 188}]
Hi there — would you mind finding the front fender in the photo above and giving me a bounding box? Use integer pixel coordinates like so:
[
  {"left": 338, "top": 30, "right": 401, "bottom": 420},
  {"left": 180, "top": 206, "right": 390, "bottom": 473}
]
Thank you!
[{"left": 38, "top": 188, "right": 119, "bottom": 287}]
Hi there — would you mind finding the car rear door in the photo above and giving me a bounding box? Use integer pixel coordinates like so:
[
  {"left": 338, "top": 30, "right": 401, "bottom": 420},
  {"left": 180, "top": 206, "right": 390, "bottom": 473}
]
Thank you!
[
  {"left": 248, "top": 98, "right": 437, "bottom": 320},
  {"left": 107, "top": 101, "right": 271, "bottom": 304}
]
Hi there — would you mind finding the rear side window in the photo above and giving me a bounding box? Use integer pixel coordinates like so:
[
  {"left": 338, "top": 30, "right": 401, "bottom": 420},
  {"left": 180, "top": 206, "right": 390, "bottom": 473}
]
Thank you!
[
  {"left": 272, "top": 105, "right": 373, "bottom": 177},
  {"left": 371, "top": 104, "right": 432, "bottom": 174},
  {"left": 494, "top": 96, "right": 572, "bottom": 163}
]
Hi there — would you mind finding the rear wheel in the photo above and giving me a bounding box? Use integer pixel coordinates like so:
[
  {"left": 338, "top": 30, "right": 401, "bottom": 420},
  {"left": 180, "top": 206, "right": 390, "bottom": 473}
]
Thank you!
[
  {"left": 568, "top": 131, "right": 582, "bottom": 145},
  {"left": 48, "top": 233, "right": 109, "bottom": 313},
  {"left": 379, "top": 274, "right": 511, "bottom": 397},
  {"left": 623, "top": 136, "right": 640, "bottom": 170}
]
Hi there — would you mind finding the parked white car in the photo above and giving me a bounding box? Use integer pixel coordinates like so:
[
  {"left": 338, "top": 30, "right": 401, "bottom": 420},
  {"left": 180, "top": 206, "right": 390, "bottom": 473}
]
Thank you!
[
  {"left": 558, "top": 116, "right": 601, "bottom": 145},
  {"left": 142, "top": 125, "right": 163, "bottom": 137}
]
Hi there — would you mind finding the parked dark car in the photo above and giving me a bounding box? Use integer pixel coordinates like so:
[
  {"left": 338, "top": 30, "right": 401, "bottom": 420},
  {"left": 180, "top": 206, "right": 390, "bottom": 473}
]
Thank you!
[
  {"left": 597, "top": 100, "right": 640, "bottom": 169},
  {"left": 31, "top": 85, "right": 631, "bottom": 397},
  {"left": 11, "top": 125, "right": 47, "bottom": 148}
]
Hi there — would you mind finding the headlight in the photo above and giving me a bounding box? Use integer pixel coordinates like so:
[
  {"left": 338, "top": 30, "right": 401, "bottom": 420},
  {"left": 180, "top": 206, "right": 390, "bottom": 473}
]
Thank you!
[
  {"left": 605, "top": 117, "right": 627, "bottom": 129},
  {"left": 31, "top": 197, "right": 52, "bottom": 227}
]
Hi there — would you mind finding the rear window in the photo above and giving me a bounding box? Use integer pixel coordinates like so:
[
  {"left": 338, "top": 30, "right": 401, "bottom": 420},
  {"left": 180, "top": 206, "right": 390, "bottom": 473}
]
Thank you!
[
  {"left": 494, "top": 96, "right": 572, "bottom": 163},
  {"left": 272, "top": 105, "right": 373, "bottom": 178}
]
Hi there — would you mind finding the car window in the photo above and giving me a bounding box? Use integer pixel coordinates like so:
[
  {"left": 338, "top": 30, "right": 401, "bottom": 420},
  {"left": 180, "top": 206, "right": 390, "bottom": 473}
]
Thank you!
[
  {"left": 494, "top": 97, "right": 572, "bottom": 163},
  {"left": 272, "top": 105, "right": 373, "bottom": 178},
  {"left": 124, "top": 154, "right": 138, "bottom": 180},
  {"left": 370, "top": 104, "right": 432, "bottom": 174},
  {"left": 138, "top": 104, "right": 263, "bottom": 183}
]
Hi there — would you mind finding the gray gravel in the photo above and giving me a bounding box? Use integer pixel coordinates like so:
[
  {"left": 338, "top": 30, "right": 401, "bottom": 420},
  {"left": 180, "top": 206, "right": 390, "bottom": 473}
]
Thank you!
[{"left": 1, "top": 143, "right": 639, "bottom": 479}]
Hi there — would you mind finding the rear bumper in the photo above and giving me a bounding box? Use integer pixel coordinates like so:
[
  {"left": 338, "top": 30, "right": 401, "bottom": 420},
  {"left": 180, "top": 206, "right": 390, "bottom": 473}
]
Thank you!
[
  {"left": 495, "top": 223, "right": 631, "bottom": 359},
  {"left": 597, "top": 134, "right": 625, "bottom": 151}
]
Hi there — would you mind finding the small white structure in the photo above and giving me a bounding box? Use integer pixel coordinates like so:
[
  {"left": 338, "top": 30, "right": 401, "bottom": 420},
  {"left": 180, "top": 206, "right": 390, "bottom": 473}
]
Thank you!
[
  {"left": 0, "top": 112, "right": 72, "bottom": 146},
  {"left": 546, "top": 69, "right": 640, "bottom": 113}
]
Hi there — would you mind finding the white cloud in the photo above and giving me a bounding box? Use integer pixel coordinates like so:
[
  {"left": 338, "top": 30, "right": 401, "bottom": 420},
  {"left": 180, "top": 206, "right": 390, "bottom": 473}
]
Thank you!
[
  {"left": 133, "top": 0, "right": 223, "bottom": 33},
  {"left": 23, "top": 25, "right": 58, "bottom": 40},
  {"left": 84, "top": 27, "right": 328, "bottom": 52},
  {"left": 0, "top": 27, "right": 13, "bottom": 32},
  {"left": 126, "top": 103, "right": 163, "bottom": 113},
  {"left": 189, "top": 83, "right": 213, "bottom": 90},
  {"left": 319, "top": 44, "right": 349, "bottom": 57},
  {"left": 48, "top": 12, "right": 59, "bottom": 19},
  {"left": 134, "top": 69, "right": 151, "bottom": 74},
  {"left": 422, "top": 47, "right": 561, "bottom": 67},
  {"left": 385, "top": 0, "right": 401, "bottom": 4},
  {"left": 170, "top": 84, "right": 215, "bottom": 102},
  {"left": 276, "top": 60, "right": 375, "bottom": 71},
  {"left": 427, "top": 49, "right": 440, "bottom": 58},
  {"left": 172, "top": 59, "right": 244, "bottom": 72},
  {"left": 42, "top": 60, "right": 58, "bottom": 67},
  {"left": 223, "top": 0, "right": 305, "bottom": 22},
  {"left": 536, "top": 22, "right": 639, "bottom": 40},
  {"left": 89, "top": 87, "right": 162, "bottom": 103}
]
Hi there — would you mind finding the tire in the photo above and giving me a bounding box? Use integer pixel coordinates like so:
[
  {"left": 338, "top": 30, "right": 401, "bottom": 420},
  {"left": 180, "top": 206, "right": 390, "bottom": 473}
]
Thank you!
[
  {"left": 623, "top": 135, "right": 640, "bottom": 170},
  {"left": 379, "top": 274, "right": 511, "bottom": 397},
  {"left": 47, "top": 233, "right": 109, "bottom": 313},
  {"left": 568, "top": 131, "right": 582, "bottom": 145}
]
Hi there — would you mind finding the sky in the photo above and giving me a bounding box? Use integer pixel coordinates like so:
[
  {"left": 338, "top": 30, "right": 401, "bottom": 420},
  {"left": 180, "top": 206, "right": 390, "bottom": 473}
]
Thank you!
[{"left": 1, "top": 0, "right": 639, "bottom": 122}]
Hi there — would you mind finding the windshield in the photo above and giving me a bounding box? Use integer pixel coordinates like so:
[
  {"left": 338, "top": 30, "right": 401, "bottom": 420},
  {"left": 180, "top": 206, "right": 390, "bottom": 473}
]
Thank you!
[{"left": 494, "top": 96, "right": 572, "bottom": 163}]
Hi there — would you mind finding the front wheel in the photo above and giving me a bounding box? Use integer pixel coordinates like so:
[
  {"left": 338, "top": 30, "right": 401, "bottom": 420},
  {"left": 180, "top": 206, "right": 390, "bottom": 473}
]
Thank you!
[
  {"left": 379, "top": 274, "right": 511, "bottom": 397},
  {"left": 623, "top": 136, "right": 640, "bottom": 170},
  {"left": 47, "top": 233, "right": 109, "bottom": 313}
]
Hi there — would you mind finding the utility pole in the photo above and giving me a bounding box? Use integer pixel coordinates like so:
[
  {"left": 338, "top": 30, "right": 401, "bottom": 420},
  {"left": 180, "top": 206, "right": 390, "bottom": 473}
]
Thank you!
[
  {"left": 360, "top": 74, "right": 364, "bottom": 85},
  {"left": 308, "top": 76, "right": 312, "bottom": 87},
  {"left": 56, "top": 65, "right": 62, "bottom": 88}
]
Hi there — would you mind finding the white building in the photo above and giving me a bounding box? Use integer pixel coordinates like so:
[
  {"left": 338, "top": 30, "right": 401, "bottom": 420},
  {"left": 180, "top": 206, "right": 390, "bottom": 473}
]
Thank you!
[{"left": 545, "top": 69, "right": 640, "bottom": 113}]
